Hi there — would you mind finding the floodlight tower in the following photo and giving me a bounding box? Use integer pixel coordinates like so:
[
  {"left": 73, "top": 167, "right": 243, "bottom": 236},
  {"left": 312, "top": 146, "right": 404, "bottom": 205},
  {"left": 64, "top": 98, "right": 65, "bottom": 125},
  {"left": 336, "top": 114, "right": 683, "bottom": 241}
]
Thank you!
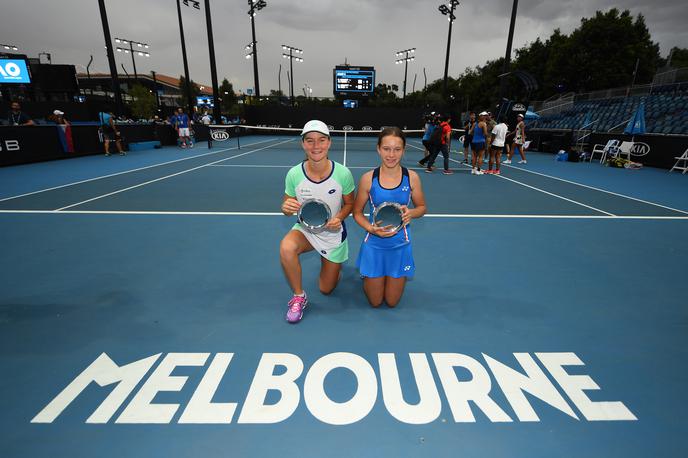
[
  {"left": 395, "top": 48, "right": 416, "bottom": 99},
  {"left": 499, "top": 0, "right": 520, "bottom": 100},
  {"left": 438, "top": 0, "right": 460, "bottom": 97},
  {"left": 247, "top": 0, "right": 267, "bottom": 97},
  {"left": 115, "top": 38, "right": 150, "bottom": 83},
  {"left": 176, "top": 0, "right": 199, "bottom": 116},
  {"left": 97, "top": 0, "right": 123, "bottom": 115},
  {"left": 282, "top": 45, "right": 303, "bottom": 106}
]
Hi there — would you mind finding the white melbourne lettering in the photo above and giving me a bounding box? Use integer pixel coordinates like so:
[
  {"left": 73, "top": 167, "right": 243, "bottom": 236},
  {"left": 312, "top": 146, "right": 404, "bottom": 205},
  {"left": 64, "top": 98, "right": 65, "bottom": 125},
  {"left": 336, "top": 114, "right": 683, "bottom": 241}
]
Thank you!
[{"left": 32, "top": 351, "right": 637, "bottom": 424}]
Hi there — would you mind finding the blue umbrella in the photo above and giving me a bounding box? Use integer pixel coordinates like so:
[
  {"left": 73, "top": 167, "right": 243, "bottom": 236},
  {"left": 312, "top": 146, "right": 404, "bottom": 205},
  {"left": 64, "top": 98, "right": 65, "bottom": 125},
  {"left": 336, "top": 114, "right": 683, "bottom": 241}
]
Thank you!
[
  {"left": 624, "top": 100, "right": 646, "bottom": 138},
  {"left": 582, "top": 111, "right": 592, "bottom": 129},
  {"left": 524, "top": 110, "right": 540, "bottom": 120}
]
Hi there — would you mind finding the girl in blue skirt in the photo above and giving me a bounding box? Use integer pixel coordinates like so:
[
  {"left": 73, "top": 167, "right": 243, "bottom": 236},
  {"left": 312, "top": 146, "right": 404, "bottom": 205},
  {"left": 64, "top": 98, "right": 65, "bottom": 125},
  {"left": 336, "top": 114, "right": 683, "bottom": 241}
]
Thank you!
[{"left": 353, "top": 127, "right": 427, "bottom": 307}]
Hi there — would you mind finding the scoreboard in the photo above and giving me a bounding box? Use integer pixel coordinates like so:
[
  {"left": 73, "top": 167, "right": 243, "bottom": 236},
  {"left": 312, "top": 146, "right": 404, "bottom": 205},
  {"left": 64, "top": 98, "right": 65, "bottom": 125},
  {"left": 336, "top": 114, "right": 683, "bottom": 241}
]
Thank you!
[{"left": 333, "top": 66, "right": 375, "bottom": 96}]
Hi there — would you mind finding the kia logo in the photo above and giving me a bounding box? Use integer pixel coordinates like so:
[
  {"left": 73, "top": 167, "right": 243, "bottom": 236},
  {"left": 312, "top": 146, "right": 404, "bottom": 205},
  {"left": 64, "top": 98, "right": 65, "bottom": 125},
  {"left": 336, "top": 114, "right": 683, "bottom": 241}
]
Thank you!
[
  {"left": 630, "top": 142, "right": 650, "bottom": 157},
  {"left": 512, "top": 103, "right": 526, "bottom": 111},
  {"left": 210, "top": 129, "right": 230, "bottom": 141}
]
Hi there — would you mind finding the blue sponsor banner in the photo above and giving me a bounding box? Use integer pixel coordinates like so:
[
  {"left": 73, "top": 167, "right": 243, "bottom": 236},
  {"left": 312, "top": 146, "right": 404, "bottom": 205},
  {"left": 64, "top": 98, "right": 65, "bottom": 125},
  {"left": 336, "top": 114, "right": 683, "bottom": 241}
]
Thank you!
[{"left": 0, "top": 59, "right": 31, "bottom": 83}]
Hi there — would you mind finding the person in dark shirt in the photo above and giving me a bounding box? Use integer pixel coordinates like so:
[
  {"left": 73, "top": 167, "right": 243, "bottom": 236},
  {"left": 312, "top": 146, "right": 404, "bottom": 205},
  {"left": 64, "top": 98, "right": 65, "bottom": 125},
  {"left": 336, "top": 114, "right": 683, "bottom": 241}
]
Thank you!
[{"left": 7, "top": 101, "right": 35, "bottom": 126}]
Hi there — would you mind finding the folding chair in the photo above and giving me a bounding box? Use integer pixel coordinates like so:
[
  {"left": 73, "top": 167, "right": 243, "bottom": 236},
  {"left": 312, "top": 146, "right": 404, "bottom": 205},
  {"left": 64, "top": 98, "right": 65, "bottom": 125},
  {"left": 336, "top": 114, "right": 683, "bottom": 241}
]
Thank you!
[
  {"left": 590, "top": 139, "right": 619, "bottom": 163},
  {"left": 610, "top": 141, "right": 634, "bottom": 162},
  {"left": 670, "top": 148, "right": 688, "bottom": 174}
]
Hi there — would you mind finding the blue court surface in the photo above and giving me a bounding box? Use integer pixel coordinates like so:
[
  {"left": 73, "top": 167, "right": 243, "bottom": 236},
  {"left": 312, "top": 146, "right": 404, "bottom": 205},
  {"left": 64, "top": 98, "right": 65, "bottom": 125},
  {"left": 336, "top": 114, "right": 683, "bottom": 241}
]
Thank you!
[{"left": 1, "top": 134, "right": 687, "bottom": 458}]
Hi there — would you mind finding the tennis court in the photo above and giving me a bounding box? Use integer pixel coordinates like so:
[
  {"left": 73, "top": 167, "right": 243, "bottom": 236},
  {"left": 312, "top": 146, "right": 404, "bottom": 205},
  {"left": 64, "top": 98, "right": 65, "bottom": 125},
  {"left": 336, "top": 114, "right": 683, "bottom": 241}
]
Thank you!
[{"left": 1, "top": 130, "right": 687, "bottom": 457}]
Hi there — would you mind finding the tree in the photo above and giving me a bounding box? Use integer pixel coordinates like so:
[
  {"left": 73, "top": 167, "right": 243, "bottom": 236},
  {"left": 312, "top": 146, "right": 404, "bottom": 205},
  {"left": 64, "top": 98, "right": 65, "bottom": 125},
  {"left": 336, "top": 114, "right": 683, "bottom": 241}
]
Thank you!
[
  {"left": 178, "top": 75, "right": 201, "bottom": 109},
  {"left": 511, "top": 9, "right": 660, "bottom": 96},
  {"left": 128, "top": 83, "right": 156, "bottom": 120},
  {"left": 219, "top": 78, "right": 238, "bottom": 112},
  {"left": 664, "top": 47, "right": 688, "bottom": 68},
  {"left": 369, "top": 83, "right": 399, "bottom": 106}
]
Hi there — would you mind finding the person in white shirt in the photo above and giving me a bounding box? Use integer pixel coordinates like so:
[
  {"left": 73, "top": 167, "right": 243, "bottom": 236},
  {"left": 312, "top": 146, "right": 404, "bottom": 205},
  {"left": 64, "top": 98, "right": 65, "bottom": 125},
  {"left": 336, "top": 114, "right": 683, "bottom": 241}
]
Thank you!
[
  {"left": 487, "top": 118, "right": 509, "bottom": 175},
  {"left": 201, "top": 112, "right": 211, "bottom": 125}
]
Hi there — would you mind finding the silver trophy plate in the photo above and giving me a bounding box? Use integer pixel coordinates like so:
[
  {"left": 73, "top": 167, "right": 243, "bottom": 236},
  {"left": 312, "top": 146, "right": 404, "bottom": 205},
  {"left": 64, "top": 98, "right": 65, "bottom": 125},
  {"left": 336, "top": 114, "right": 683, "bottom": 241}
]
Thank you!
[
  {"left": 373, "top": 202, "right": 404, "bottom": 233},
  {"left": 297, "top": 199, "right": 331, "bottom": 233}
]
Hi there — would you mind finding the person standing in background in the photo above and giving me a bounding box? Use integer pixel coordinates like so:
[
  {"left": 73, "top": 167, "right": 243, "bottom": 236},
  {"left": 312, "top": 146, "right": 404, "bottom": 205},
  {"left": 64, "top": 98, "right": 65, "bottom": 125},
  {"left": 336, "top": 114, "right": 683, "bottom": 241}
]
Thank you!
[{"left": 6, "top": 101, "right": 34, "bottom": 126}]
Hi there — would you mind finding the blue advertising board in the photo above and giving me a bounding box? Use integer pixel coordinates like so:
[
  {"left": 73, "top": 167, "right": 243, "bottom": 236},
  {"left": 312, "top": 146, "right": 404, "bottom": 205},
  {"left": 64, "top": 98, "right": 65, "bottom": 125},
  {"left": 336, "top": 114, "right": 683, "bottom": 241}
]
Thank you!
[{"left": 0, "top": 59, "right": 31, "bottom": 84}]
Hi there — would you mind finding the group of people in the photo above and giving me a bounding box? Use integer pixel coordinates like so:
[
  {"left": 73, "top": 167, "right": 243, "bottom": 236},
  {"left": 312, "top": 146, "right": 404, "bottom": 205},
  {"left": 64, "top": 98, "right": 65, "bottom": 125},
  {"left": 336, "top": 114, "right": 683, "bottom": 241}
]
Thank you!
[
  {"left": 415, "top": 110, "right": 528, "bottom": 176},
  {"left": 280, "top": 120, "right": 426, "bottom": 323},
  {"left": 462, "top": 111, "right": 528, "bottom": 175}
]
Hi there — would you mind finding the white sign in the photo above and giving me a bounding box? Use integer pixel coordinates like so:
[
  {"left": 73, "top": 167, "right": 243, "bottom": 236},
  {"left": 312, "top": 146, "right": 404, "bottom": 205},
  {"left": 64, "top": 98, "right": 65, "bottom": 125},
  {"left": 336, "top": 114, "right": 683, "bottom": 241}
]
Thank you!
[{"left": 32, "top": 351, "right": 636, "bottom": 425}]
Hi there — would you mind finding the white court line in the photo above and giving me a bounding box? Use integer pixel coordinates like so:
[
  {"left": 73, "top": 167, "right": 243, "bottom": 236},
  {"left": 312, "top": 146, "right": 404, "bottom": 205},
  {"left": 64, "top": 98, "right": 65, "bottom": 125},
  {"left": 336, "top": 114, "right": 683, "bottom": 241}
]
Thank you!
[
  {"left": 501, "top": 163, "right": 688, "bottom": 215},
  {"left": 409, "top": 139, "right": 688, "bottom": 215},
  {"left": 55, "top": 139, "right": 295, "bottom": 211},
  {"left": 408, "top": 141, "right": 614, "bottom": 216},
  {"left": 0, "top": 138, "right": 277, "bottom": 203},
  {"left": 1, "top": 209, "right": 687, "bottom": 220},
  {"left": 207, "top": 164, "right": 433, "bottom": 170},
  {"left": 343, "top": 133, "right": 348, "bottom": 167},
  {"left": 495, "top": 174, "right": 615, "bottom": 216}
]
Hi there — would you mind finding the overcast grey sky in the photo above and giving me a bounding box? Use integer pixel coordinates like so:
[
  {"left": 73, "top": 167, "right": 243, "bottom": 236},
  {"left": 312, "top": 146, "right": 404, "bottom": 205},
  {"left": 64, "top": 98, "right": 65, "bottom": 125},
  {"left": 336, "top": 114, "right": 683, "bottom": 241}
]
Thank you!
[{"left": 2, "top": 1, "right": 686, "bottom": 97}]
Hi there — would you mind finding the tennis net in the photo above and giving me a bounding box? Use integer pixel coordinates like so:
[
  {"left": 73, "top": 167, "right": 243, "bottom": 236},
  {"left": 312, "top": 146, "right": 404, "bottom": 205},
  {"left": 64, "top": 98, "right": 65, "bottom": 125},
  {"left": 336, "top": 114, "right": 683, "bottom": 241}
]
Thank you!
[{"left": 207, "top": 124, "right": 429, "bottom": 153}]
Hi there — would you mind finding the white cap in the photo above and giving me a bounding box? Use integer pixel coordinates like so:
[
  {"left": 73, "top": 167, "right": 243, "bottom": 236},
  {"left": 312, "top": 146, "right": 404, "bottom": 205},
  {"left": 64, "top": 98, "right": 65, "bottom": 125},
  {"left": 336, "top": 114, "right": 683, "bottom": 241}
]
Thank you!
[
  {"left": 479, "top": 111, "right": 488, "bottom": 116},
  {"left": 301, "top": 120, "right": 330, "bottom": 137},
  {"left": 53, "top": 110, "right": 64, "bottom": 116},
  {"left": 517, "top": 113, "right": 524, "bottom": 118}
]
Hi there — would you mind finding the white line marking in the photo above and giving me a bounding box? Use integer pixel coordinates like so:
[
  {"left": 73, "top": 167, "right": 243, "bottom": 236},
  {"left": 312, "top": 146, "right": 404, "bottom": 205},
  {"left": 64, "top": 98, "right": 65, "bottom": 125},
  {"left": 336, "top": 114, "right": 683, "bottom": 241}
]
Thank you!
[
  {"left": 411, "top": 139, "right": 686, "bottom": 215},
  {"left": 496, "top": 174, "right": 615, "bottom": 216},
  {"left": 502, "top": 163, "right": 688, "bottom": 215},
  {"left": 55, "top": 139, "right": 295, "bottom": 211},
  {"left": 409, "top": 142, "right": 615, "bottom": 216},
  {"left": 207, "top": 164, "right": 431, "bottom": 170},
  {"left": 0, "top": 209, "right": 686, "bottom": 220},
  {"left": 0, "top": 138, "right": 277, "bottom": 203},
  {"left": 343, "top": 133, "right": 348, "bottom": 167}
]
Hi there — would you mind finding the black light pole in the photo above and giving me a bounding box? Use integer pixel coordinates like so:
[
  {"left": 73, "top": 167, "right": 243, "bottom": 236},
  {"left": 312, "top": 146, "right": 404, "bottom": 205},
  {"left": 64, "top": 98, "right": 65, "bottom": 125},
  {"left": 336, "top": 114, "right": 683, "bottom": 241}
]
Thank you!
[
  {"left": 395, "top": 48, "right": 416, "bottom": 99},
  {"left": 176, "top": 0, "right": 199, "bottom": 116},
  {"left": 203, "top": 0, "right": 222, "bottom": 123},
  {"left": 115, "top": 38, "right": 150, "bottom": 84},
  {"left": 499, "top": 0, "right": 519, "bottom": 100},
  {"left": 247, "top": 1, "right": 267, "bottom": 98},
  {"left": 282, "top": 45, "right": 303, "bottom": 106},
  {"left": 97, "top": 0, "right": 123, "bottom": 115},
  {"left": 151, "top": 70, "right": 160, "bottom": 112},
  {"left": 86, "top": 55, "right": 94, "bottom": 95},
  {"left": 438, "top": 0, "right": 460, "bottom": 97}
]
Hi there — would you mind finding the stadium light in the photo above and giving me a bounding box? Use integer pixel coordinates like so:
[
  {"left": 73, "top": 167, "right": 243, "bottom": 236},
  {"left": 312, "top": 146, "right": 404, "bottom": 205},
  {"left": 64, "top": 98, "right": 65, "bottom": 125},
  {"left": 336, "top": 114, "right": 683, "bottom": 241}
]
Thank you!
[
  {"left": 395, "top": 48, "right": 416, "bottom": 99},
  {"left": 176, "top": 0, "right": 198, "bottom": 117},
  {"left": 97, "top": 0, "right": 123, "bottom": 116},
  {"left": 438, "top": 0, "right": 460, "bottom": 97},
  {"left": 183, "top": 0, "right": 200, "bottom": 9},
  {"left": 38, "top": 52, "right": 52, "bottom": 64},
  {"left": 499, "top": 0, "right": 520, "bottom": 101},
  {"left": 1, "top": 43, "right": 19, "bottom": 51},
  {"left": 114, "top": 37, "right": 150, "bottom": 84},
  {"left": 282, "top": 45, "right": 303, "bottom": 106},
  {"left": 247, "top": 0, "right": 267, "bottom": 97}
]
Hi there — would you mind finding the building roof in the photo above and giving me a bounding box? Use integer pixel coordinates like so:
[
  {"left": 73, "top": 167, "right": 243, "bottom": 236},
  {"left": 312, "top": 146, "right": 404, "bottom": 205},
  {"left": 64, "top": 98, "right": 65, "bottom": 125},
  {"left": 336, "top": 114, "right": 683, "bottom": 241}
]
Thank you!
[{"left": 77, "top": 72, "right": 214, "bottom": 95}]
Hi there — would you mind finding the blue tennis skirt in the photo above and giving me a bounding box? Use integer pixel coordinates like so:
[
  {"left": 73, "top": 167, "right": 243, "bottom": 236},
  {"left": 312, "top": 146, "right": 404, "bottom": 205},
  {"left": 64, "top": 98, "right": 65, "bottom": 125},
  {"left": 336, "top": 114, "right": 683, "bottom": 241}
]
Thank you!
[{"left": 356, "top": 241, "right": 415, "bottom": 278}]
